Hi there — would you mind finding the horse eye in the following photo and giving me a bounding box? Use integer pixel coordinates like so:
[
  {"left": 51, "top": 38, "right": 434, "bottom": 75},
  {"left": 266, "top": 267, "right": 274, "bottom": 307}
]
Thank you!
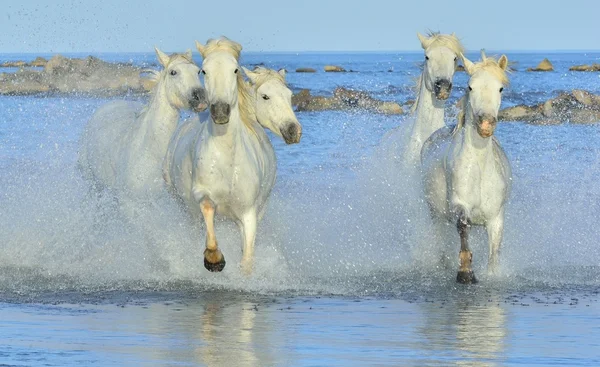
[
  {"left": 201, "top": 70, "right": 206, "bottom": 75},
  {"left": 499, "top": 87, "right": 504, "bottom": 93},
  {"left": 198, "top": 70, "right": 201, "bottom": 75},
  {"left": 468, "top": 86, "right": 473, "bottom": 91},
  {"left": 262, "top": 94, "right": 270, "bottom": 101},
  {"left": 425, "top": 56, "right": 429, "bottom": 60},
  {"left": 454, "top": 57, "right": 458, "bottom": 62},
  {"left": 234, "top": 68, "right": 239, "bottom": 74},
  {"left": 170, "top": 70, "right": 177, "bottom": 76}
]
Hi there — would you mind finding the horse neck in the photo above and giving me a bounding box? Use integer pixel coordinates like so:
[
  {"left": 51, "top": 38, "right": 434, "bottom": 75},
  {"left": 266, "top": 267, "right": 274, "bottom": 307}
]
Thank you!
[
  {"left": 139, "top": 83, "right": 180, "bottom": 152},
  {"left": 412, "top": 72, "right": 446, "bottom": 141}
]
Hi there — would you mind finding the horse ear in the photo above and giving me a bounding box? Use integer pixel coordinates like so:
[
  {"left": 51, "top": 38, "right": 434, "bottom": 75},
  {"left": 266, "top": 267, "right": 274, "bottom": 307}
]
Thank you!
[
  {"left": 480, "top": 49, "right": 487, "bottom": 62},
  {"left": 155, "top": 47, "right": 170, "bottom": 67},
  {"left": 278, "top": 68, "right": 287, "bottom": 78},
  {"left": 498, "top": 54, "right": 509, "bottom": 71},
  {"left": 242, "top": 66, "right": 258, "bottom": 84},
  {"left": 195, "top": 40, "right": 206, "bottom": 57},
  {"left": 417, "top": 32, "right": 431, "bottom": 50},
  {"left": 461, "top": 53, "right": 475, "bottom": 75},
  {"left": 185, "top": 49, "right": 193, "bottom": 60}
]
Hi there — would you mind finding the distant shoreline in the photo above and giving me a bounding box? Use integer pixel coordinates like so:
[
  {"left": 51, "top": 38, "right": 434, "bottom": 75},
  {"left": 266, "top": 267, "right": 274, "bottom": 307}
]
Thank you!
[{"left": 1, "top": 49, "right": 600, "bottom": 56}]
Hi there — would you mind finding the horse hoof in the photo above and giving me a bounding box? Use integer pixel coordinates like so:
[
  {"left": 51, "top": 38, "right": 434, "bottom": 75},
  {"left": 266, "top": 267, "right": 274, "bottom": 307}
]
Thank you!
[
  {"left": 456, "top": 270, "right": 478, "bottom": 284},
  {"left": 204, "top": 249, "right": 226, "bottom": 272},
  {"left": 204, "top": 256, "right": 226, "bottom": 272}
]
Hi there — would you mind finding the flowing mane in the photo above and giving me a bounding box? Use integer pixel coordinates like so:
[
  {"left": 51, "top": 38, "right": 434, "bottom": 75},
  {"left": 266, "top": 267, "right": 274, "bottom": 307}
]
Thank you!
[
  {"left": 200, "top": 37, "right": 256, "bottom": 134},
  {"left": 247, "top": 67, "right": 286, "bottom": 88},
  {"left": 466, "top": 56, "right": 510, "bottom": 85},
  {"left": 237, "top": 72, "right": 257, "bottom": 134},
  {"left": 423, "top": 31, "right": 465, "bottom": 54},
  {"left": 199, "top": 37, "right": 242, "bottom": 60}
]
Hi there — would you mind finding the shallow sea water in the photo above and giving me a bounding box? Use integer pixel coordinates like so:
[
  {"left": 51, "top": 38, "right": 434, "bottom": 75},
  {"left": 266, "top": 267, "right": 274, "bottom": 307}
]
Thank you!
[{"left": 1, "top": 51, "right": 600, "bottom": 366}]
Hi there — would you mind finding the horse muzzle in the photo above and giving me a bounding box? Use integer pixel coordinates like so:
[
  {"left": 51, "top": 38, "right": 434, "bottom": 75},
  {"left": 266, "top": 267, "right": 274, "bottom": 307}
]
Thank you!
[
  {"left": 280, "top": 121, "right": 302, "bottom": 145},
  {"left": 433, "top": 79, "right": 452, "bottom": 100},
  {"left": 190, "top": 88, "right": 208, "bottom": 112},
  {"left": 476, "top": 114, "right": 497, "bottom": 138},
  {"left": 210, "top": 102, "right": 231, "bottom": 124}
]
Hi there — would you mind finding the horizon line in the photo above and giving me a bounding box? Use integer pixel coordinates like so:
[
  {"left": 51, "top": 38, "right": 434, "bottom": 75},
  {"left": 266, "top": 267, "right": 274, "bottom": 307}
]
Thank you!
[{"left": 1, "top": 48, "right": 600, "bottom": 55}]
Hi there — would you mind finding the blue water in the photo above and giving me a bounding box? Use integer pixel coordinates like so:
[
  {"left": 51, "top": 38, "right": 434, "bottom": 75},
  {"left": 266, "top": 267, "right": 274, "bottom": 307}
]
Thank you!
[{"left": 1, "top": 52, "right": 600, "bottom": 366}]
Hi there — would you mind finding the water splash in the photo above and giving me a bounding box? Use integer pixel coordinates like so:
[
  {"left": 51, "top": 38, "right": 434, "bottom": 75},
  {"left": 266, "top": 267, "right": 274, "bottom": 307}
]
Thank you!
[{"left": 1, "top": 96, "right": 600, "bottom": 303}]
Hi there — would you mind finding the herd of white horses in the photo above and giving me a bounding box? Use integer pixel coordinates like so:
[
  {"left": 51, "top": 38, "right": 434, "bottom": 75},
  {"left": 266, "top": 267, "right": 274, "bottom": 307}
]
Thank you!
[{"left": 77, "top": 33, "right": 511, "bottom": 284}]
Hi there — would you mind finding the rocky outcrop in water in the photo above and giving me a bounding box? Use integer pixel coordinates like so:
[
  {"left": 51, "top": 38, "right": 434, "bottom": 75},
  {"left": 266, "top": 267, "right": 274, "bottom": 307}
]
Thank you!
[
  {"left": 499, "top": 90, "right": 600, "bottom": 124},
  {"left": 324, "top": 65, "right": 346, "bottom": 72},
  {"left": 0, "top": 54, "right": 151, "bottom": 96},
  {"left": 569, "top": 64, "right": 600, "bottom": 72},
  {"left": 295, "top": 67, "right": 316, "bottom": 73},
  {"left": 527, "top": 58, "right": 553, "bottom": 72},
  {"left": 293, "top": 87, "right": 403, "bottom": 114},
  {"left": 1, "top": 57, "right": 48, "bottom": 68}
]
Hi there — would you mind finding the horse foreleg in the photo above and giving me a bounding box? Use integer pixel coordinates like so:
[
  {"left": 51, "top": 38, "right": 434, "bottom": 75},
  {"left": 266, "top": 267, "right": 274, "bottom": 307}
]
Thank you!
[
  {"left": 239, "top": 211, "right": 257, "bottom": 275},
  {"left": 201, "top": 198, "right": 226, "bottom": 272},
  {"left": 486, "top": 211, "right": 504, "bottom": 276},
  {"left": 456, "top": 210, "right": 477, "bottom": 284}
]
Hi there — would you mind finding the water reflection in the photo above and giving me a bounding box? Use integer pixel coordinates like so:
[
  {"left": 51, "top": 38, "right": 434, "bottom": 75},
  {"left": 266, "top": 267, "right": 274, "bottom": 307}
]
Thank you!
[
  {"left": 417, "top": 296, "right": 507, "bottom": 366},
  {"left": 196, "top": 300, "right": 266, "bottom": 367}
]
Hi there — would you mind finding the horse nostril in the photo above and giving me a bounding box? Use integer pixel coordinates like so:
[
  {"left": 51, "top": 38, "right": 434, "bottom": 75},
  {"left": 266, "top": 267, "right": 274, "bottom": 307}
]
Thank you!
[
  {"left": 287, "top": 124, "right": 298, "bottom": 138},
  {"left": 192, "top": 89, "right": 205, "bottom": 102}
]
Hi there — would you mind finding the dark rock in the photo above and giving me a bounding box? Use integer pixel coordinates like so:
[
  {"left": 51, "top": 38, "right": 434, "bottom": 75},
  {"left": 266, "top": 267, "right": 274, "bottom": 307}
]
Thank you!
[
  {"left": 294, "top": 87, "right": 403, "bottom": 114},
  {"left": 324, "top": 65, "right": 346, "bottom": 72},
  {"left": 569, "top": 64, "right": 600, "bottom": 72},
  {"left": 499, "top": 90, "right": 600, "bottom": 124},
  {"left": 0, "top": 54, "right": 148, "bottom": 96},
  {"left": 527, "top": 58, "right": 553, "bottom": 72}
]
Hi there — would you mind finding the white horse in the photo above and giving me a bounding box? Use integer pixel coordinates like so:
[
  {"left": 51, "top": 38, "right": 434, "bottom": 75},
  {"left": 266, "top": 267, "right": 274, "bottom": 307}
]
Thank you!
[
  {"left": 78, "top": 48, "right": 206, "bottom": 197},
  {"left": 165, "top": 66, "right": 302, "bottom": 155},
  {"left": 242, "top": 66, "right": 302, "bottom": 145},
  {"left": 421, "top": 51, "right": 511, "bottom": 284},
  {"left": 405, "top": 32, "right": 464, "bottom": 165},
  {"left": 164, "top": 38, "right": 301, "bottom": 274}
]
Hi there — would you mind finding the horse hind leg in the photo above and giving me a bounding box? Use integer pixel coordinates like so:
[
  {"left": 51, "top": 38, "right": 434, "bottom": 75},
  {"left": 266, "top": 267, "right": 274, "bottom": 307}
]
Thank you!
[
  {"left": 486, "top": 211, "right": 504, "bottom": 276},
  {"left": 456, "top": 210, "right": 477, "bottom": 284},
  {"left": 201, "top": 198, "right": 226, "bottom": 272},
  {"left": 239, "top": 211, "right": 258, "bottom": 275}
]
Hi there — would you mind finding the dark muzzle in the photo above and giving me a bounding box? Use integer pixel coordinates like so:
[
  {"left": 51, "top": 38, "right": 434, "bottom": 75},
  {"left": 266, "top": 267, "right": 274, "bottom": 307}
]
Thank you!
[
  {"left": 280, "top": 122, "right": 302, "bottom": 145},
  {"left": 190, "top": 88, "right": 208, "bottom": 112},
  {"left": 433, "top": 79, "right": 452, "bottom": 100},
  {"left": 210, "top": 102, "right": 231, "bottom": 124}
]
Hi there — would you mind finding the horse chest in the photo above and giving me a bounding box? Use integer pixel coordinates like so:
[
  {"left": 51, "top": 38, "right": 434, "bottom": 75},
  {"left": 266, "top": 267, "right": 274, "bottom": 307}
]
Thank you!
[
  {"left": 451, "top": 153, "right": 505, "bottom": 218},
  {"left": 193, "top": 140, "right": 274, "bottom": 214}
]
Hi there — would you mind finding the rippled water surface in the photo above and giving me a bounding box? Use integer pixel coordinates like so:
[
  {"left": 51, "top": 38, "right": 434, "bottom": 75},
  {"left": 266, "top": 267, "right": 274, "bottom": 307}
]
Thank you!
[{"left": 1, "top": 51, "right": 600, "bottom": 366}]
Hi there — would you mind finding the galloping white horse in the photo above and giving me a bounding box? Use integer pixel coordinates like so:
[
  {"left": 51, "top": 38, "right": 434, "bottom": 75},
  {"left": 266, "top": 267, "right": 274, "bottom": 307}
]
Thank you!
[
  {"left": 406, "top": 32, "right": 464, "bottom": 165},
  {"left": 164, "top": 38, "right": 301, "bottom": 274},
  {"left": 78, "top": 48, "right": 206, "bottom": 196},
  {"left": 164, "top": 66, "right": 302, "bottom": 158},
  {"left": 421, "top": 51, "right": 511, "bottom": 283},
  {"left": 242, "top": 66, "right": 302, "bottom": 145}
]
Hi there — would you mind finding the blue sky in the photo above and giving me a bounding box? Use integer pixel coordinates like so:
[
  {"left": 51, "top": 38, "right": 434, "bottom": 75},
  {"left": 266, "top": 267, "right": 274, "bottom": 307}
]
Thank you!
[{"left": 1, "top": 0, "right": 599, "bottom": 53}]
